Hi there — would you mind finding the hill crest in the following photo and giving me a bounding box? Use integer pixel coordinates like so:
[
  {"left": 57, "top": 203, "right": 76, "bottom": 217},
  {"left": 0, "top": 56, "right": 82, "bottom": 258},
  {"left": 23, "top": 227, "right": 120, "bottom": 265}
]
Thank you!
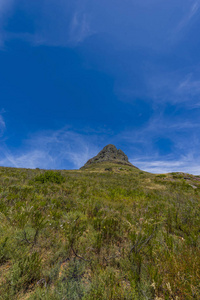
[{"left": 82, "top": 144, "right": 135, "bottom": 168}]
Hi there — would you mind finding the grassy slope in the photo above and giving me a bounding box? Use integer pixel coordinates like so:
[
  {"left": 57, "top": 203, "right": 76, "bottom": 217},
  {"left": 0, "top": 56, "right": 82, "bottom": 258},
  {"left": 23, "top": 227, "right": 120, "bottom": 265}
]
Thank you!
[{"left": 0, "top": 163, "right": 199, "bottom": 299}]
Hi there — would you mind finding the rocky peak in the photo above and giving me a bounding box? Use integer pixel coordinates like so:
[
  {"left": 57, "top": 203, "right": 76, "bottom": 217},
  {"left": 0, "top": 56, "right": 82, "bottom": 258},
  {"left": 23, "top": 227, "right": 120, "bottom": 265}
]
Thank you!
[{"left": 82, "top": 144, "right": 134, "bottom": 167}]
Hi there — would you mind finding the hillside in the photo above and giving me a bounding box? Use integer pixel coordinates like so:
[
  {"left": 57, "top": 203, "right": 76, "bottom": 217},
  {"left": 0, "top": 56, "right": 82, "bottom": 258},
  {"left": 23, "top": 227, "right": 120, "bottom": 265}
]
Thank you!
[{"left": 0, "top": 161, "right": 200, "bottom": 299}]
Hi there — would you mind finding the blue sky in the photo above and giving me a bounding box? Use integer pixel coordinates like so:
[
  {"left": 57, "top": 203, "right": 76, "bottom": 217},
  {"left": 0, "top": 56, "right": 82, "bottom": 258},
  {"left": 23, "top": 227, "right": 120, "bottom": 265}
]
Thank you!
[{"left": 1, "top": 0, "right": 200, "bottom": 173}]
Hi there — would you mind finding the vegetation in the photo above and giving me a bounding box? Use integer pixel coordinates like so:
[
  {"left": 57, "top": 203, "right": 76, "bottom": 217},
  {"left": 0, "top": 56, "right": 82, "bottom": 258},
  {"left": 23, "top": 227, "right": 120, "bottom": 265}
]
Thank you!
[
  {"left": 0, "top": 163, "right": 199, "bottom": 299},
  {"left": 34, "top": 170, "right": 66, "bottom": 184}
]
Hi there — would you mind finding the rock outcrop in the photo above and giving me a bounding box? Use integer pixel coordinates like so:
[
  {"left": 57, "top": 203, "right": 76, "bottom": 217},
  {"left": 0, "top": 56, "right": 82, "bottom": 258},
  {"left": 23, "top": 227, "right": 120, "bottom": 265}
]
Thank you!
[{"left": 82, "top": 144, "right": 134, "bottom": 168}]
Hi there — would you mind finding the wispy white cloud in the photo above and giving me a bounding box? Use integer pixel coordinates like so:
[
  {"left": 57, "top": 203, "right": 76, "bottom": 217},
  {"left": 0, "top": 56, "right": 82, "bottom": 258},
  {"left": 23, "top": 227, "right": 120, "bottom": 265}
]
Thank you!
[
  {"left": 0, "top": 128, "right": 100, "bottom": 169},
  {"left": 0, "top": 0, "right": 15, "bottom": 47},
  {"left": 0, "top": 0, "right": 194, "bottom": 49},
  {"left": 0, "top": 113, "right": 6, "bottom": 137},
  {"left": 177, "top": 74, "right": 200, "bottom": 96},
  {"left": 144, "top": 66, "right": 200, "bottom": 107},
  {"left": 0, "top": 0, "right": 94, "bottom": 47},
  {"left": 175, "top": 0, "right": 200, "bottom": 33},
  {"left": 118, "top": 111, "right": 200, "bottom": 174},
  {"left": 69, "top": 12, "right": 93, "bottom": 45},
  {"left": 0, "top": 148, "right": 52, "bottom": 169},
  {"left": 130, "top": 155, "right": 200, "bottom": 175},
  {"left": 120, "top": 113, "right": 200, "bottom": 147}
]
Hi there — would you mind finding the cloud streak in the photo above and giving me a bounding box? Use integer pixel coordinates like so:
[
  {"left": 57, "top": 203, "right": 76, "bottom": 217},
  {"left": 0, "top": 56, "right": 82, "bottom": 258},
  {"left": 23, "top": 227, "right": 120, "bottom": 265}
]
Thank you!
[
  {"left": 0, "top": 128, "right": 100, "bottom": 169},
  {"left": 144, "top": 66, "right": 200, "bottom": 107},
  {"left": 175, "top": 0, "right": 200, "bottom": 33},
  {"left": 130, "top": 156, "right": 200, "bottom": 174},
  {"left": 1, "top": 0, "right": 197, "bottom": 48},
  {"left": 0, "top": 114, "right": 6, "bottom": 137},
  {"left": 178, "top": 74, "right": 200, "bottom": 97},
  {"left": 0, "top": 0, "right": 14, "bottom": 47},
  {"left": 118, "top": 111, "right": 200, "bottom": 174},
  {"left": 69, "top": 12, "right": 93, "bottom": 44}
]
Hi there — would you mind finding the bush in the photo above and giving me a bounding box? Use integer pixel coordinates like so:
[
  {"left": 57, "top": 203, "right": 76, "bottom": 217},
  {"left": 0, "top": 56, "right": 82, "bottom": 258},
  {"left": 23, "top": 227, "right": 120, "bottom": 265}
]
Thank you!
[
  {"left": 156, "top": 174, "right": 167, "bottom": 178},
  {"left": 34, "top": 171, "right": 65, "bottom": 184},
  {"left": 105, "top": 168, "right": 112, "bottom": 171},
  {"left": 10, "top": 252, "right": 41, "bottom": 292}
]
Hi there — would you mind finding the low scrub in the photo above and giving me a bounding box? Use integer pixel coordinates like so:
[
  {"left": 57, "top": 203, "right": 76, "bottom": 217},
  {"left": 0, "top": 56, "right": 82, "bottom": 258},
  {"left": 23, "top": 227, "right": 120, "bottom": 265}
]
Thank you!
[{"left": 34, "top": 171, "right": 65, "bottom": 184}]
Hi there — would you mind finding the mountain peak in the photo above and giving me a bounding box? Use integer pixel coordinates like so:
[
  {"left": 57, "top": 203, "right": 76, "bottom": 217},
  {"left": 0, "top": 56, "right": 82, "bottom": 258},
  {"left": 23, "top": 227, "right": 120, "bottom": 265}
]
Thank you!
[{"left": 82, "top": 144, "right": 134, "bottom": 168}]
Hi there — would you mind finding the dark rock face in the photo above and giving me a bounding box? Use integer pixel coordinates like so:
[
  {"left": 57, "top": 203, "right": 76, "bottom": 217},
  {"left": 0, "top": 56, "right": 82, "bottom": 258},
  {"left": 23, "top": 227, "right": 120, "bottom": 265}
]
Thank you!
[{"left": 83, "top": 144, "right": 134, "bottom": 167}]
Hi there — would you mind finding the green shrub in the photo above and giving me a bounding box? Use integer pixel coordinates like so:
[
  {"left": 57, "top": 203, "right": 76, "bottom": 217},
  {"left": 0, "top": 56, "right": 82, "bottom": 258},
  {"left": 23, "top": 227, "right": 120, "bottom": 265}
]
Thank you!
[
  {"left": 34, "top": 171, "right": 65, "bottom": 184},
  {"left": 0, "top": 237, "right": 9, "bottom": 264},
  {"left": 30, "top": 260, "right": 88, "bottom": 300},
  {"left": 156, "top": 174, "right": 166, "bottom": 178},
  {"left": 10, "top": 252, "right": 41, "bottom": 292}
]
